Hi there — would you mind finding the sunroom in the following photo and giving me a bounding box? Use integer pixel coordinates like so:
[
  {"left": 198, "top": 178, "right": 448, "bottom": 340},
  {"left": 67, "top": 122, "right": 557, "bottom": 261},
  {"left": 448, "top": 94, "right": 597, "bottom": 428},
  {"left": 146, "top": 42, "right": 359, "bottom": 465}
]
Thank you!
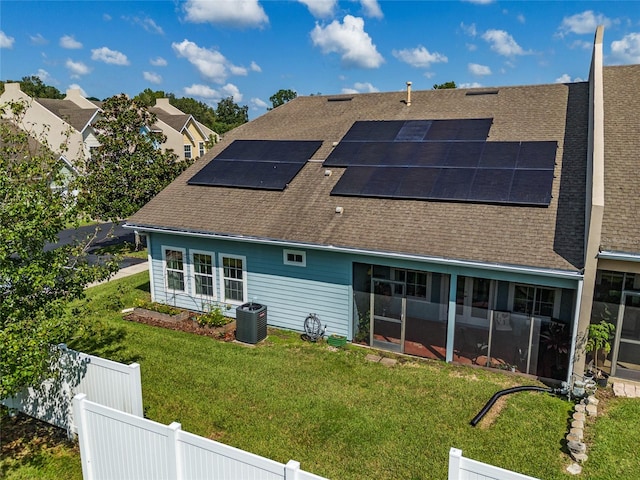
[{"left": 352, "top": 262, "right": 578, "bottom": 382}]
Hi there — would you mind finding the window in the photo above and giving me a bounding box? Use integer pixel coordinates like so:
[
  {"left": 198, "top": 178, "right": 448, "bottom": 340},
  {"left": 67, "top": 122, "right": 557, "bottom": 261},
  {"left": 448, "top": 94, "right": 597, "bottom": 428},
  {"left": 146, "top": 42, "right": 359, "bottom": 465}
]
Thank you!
[
  {"left": 199, "top": 142, "right": 205, "bottom": 157},
  {"left": 184, "top": 144, "right": 192, "bottom": 159},
  {"left": 283, "top": 249, "right": 306, "bottom": 267},
  {"left": 219, "top": 254, "right": 247, "bottom": 303},
  {"left": 191, "top": 251, "right": 215, "bottom": 297},
  {"left": 163, "top": 247, "right": 186, "bottom": 292},
  {"left": 512, "top": 284, "right": 557, "bottom": 317},
  {"left": 392, "top": 268, "right": 430, "bottom": 299}
]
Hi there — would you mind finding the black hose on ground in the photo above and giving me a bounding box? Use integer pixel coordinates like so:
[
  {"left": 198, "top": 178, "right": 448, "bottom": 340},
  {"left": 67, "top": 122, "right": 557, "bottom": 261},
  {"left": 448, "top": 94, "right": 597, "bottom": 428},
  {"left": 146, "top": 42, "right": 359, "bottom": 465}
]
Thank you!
[{"left": 470, "top": 385, "right": 565, "bottom": 427}]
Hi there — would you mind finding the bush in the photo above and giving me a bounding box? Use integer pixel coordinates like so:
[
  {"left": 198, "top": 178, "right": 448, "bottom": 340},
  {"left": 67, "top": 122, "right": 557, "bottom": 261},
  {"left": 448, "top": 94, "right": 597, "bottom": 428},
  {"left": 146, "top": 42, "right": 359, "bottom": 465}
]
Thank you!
[
  {"left": 197, "top": 304, "right": 232, "bottom": 328},
  {"left": 136, "top": 299, "right": 182, "bottom": 316}
]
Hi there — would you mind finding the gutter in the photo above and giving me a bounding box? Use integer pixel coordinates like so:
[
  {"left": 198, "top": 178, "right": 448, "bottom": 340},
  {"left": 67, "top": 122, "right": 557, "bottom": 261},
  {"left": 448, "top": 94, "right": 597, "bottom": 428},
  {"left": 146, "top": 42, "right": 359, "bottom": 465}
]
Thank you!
[
  {"left": 598, "top": 251, "right": 640, "bottom": 263},
  {"left": 125, "top": 223, "right": 583, "bottom": 281}
]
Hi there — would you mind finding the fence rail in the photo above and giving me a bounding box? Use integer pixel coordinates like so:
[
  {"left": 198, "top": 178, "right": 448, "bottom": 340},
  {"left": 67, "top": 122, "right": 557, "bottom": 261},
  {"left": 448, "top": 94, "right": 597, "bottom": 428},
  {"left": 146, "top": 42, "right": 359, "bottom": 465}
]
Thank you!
[
  {"left": 1, "top": 344, "right": 142, "bottom": 433},
  {"left": 448, "top": 448, "right": 539, "bottom": 480},
  {"left": 73, "top": 393, "right": 326, "bottom": 480}
]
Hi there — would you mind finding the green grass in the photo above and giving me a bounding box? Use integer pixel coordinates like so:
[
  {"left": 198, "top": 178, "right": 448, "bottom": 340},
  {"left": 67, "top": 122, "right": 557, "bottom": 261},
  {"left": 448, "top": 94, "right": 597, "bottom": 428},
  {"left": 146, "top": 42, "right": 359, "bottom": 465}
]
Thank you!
[
  {"left": 3, "top": 271, "right": 639, "bottom": 479},
  {"left": 91, "top": 241, "right": 148, "bottom": 260}
]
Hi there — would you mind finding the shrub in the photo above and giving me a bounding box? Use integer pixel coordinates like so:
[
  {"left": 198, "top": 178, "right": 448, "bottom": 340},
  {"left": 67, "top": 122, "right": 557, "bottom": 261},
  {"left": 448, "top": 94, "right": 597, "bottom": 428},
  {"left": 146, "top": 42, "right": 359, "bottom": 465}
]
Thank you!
[{"left": 197, "top": 303, "right": 232, "bottom": 328}]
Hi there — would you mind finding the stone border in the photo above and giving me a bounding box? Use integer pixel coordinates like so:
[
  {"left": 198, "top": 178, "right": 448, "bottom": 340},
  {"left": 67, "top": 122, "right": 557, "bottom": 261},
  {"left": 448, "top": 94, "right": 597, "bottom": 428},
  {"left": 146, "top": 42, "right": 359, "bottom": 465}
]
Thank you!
[{"left": 565, "top": 394, "right": 599, "bottom": 475}]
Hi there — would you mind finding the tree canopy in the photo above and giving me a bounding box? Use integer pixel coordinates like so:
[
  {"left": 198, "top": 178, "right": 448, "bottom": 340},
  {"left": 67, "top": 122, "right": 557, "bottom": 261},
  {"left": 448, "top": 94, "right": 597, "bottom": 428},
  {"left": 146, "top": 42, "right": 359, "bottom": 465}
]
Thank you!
[
  {"left": 0, "top": 76, "right": 65, "bottom": 99},
  {"left": 433, "top": 81, "right": 457, "bottom": 90},
  {"left": 268, "top": 89, "right": 297, "bottom": 110},
  {"left": 76, "top": 94, "right": 192, "bottom": 222},
  {"left": 133, "top": 89, "right": 218, "bottom": 133},
  {"left": 214, "top": 97, "right": 249, "bottom": 134},
  {"left": 0, "top": 101, "right": 114, "bottom": 398}
]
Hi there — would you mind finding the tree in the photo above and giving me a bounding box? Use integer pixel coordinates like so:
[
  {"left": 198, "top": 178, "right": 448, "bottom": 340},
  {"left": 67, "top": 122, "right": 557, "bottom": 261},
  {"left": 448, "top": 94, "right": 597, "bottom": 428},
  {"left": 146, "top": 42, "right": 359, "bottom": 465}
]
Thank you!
[
  {"left": 170, "top": 96, "right": 217, "bottom": 131},
  {"left": 214, "top": 97, "right": 249, "bottom": 134},
  {"left": 433, "top": 81, "right": 457, "bottom": 90},
  {"left": 133, "top": 88, "right": 166, "bottom": 107},
  {"left": 20, "top": 76, "right": 65, "bottom": 98},
  {"left": 268, "top": 89, "right": 297, "bottom": 110},
  {"left": 77, "top": 94, "right": 192, "bottom": 222},
  {"left": 0, "top": 101, "right": 114, "bottom": 398}
]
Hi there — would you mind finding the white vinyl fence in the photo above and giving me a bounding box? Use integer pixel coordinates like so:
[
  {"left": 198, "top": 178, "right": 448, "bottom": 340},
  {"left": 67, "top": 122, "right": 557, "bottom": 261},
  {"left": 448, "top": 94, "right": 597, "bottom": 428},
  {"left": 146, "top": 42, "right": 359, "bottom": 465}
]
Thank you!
[
  {"left": 448, "top": 448, "right": 540, "bottom": 480},
  {"left": 73, "top": 393, "right": 327, "bottom": 480},
  {"left": 2, "top": 344, "right": 142, "bottom": 434}
]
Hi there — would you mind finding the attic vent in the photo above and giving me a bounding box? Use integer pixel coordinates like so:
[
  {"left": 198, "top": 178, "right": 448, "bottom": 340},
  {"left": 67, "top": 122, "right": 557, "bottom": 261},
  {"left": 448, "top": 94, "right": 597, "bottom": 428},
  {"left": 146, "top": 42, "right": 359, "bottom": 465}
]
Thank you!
[
  {"left": 327, "top": 97, "right": 353, "bottom": 102},
  {"left": 465, "top": 89, "right": 499, "bottom": 96}
]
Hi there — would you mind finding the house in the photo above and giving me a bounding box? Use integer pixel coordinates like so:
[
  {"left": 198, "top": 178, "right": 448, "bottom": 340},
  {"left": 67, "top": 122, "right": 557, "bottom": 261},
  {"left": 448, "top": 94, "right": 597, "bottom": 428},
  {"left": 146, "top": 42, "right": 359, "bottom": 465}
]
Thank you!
[
  {"left": 149, "top": 98, "right": 218, "bottom": 161},
  {"left": 126, "top": 26, "right": 639, "bottom": 384},
  {"left": 0, "top": 83, "right": 101, "bottom": 186}
]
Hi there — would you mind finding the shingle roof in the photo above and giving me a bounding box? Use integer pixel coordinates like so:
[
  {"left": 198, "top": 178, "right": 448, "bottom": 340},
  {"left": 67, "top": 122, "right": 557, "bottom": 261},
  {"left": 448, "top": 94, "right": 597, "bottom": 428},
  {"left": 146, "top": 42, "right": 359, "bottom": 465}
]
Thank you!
[
  {"left": 149, "top": 108, "right": 191, "bottom": 133},
  {"left": 35, "top": 98, "right": 98, "bottom": 132},
  {"left": 129, "top": 83, "right": 589, "bottom": 272},
  {"left": 600, "top": 65, "right": 640, "bottom": 255}
]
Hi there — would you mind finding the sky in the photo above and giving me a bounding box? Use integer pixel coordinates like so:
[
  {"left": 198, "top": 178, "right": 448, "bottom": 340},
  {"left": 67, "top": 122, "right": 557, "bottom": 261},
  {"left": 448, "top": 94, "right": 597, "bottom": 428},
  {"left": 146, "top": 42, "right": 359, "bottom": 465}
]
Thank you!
[{"left": 0, "top": 1, "right": 638, "bottom": 119}]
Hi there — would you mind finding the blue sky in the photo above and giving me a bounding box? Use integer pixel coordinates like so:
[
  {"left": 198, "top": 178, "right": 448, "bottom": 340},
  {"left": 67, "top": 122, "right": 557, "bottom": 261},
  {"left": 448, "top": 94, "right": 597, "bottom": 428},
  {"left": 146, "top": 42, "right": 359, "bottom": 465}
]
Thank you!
[{"left": 1, "top": 1, "right": 638, "bottom": 118}]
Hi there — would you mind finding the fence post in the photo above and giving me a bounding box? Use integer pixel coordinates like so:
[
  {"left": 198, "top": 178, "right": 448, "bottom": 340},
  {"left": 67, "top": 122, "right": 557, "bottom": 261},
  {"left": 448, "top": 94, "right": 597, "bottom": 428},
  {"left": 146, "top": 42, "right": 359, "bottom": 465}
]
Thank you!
[
  {"left": 73, "top": 394, "right": 93, "bottom": 480},
  {"left": 128, "top": 363, "right": 143, "bottom": 417},
  {"left": 448, "top": 448, "right": 462, "bottom": 480},
  {"left": 285, "top": 460, "right": 300, "bottom": 480},
  {"left": 167, "top": 422, "right": 182, "bottom": 480}
]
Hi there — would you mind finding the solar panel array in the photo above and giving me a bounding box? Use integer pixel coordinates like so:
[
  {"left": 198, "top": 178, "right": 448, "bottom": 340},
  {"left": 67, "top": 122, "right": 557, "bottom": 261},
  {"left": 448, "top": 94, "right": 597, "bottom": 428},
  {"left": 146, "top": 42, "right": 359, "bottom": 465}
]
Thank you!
[
  {"left": 188, "top": 140, "right": 323, "bottom": 190},
  {"left": 325, "top": 119, "right": 557, "bottom": 206}
]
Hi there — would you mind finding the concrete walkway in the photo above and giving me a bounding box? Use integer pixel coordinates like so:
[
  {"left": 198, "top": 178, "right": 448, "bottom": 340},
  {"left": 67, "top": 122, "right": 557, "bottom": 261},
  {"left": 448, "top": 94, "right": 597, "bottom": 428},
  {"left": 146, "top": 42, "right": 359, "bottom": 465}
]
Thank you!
[{"left": 87, "top": 261, "right": 148, "bottom": 288}]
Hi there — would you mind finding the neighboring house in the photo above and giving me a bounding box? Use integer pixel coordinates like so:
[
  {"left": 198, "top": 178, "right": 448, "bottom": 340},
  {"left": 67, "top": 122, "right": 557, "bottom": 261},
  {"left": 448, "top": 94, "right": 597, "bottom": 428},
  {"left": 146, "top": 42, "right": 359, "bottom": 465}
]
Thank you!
[
  {"left": 150, "top": 98, "right": 218, "bottom": 161},
  {"left": 126, "top": 27, "right": 639, "bottom": 384},
  {"left": 0, "top": 83, "right": 101, "bottom": 186}
]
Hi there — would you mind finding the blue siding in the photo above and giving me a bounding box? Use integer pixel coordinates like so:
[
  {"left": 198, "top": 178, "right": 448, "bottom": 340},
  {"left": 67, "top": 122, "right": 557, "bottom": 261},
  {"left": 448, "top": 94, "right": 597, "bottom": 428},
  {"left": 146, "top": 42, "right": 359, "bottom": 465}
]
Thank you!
[
  {"left": 147, "top": 232, "right": 581, "bottom": 342},
  {"left": 148, "top": 233, "right": 352, "bottom": 338}
]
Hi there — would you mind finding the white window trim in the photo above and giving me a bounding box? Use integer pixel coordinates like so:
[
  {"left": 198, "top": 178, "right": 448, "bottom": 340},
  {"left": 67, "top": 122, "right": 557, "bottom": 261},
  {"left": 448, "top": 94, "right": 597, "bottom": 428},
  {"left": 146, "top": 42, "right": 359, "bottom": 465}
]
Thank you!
[
  {"left": 218, "top": 253, "right": 247, "bottom": 305},
  {"left": 184, "top": 144, "right": 192, "bottom": 159},
  {"left": 390, "top": 268, "right": 431, "bottom": 300},
  {"left": 198, "top": 141, "right": 205, "bottom": 157},
  {"left": 508, "top": 284, "right": 561, "bottom": 319},
  {"left": 190, "top": 249, "right": 216, "bottom": 300},
  {"left": 283, "top": 249, "right": 306, "bottom": 267},
  {"left": 162, "top": 246, "right": 187, "bottom": 294}
]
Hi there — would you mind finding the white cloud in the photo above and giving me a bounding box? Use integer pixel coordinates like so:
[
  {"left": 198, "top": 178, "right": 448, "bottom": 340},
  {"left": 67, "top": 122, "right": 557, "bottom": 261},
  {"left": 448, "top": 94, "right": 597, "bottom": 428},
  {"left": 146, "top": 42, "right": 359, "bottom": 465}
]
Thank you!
[
  {"left": 150, "top": 57, "right": 168, "bottom": 67},
  {"left": 466, "top": 43, "right": 478, "bottom": 52},
  {"left": 91, "top": 47, "right": 130, "bottom": 65},
  {"left": 482, "top": 29, "right": 528, "bottom": 56},
  {"left": 610, "top": 32, "right": 640, "bottom": 64},
  {"left": 459, "top": 82, "right": 483, "bottom": 88},
  {"left": 172, "top": 39, "right": 248, "bottom": 83},
  {"left": 183, "top": 0, "right": 268, "bottom": 28},
  {"left": 33, "top": 69, "right": 53, "bottom": 83},
  {"left": 463, "top": 0, "right": 494, "bottom": 4},
  {"left": 30, "top": 33, "right": 48, "bottom": 46},
  {"left": 66, "top": 59, "right": 90, "bottom": 77},
  {"left": 360, "top": 0, "right": 383, "bottom": 19},
  {"left": 559, "top": 11, "right": 612, "bottom": 36},
  {"left": 250, "top": 61, "right": 262, "bottom": 72},
  {"left": 468, "top": 63, "right": 491, "bottom": 76},
  {"left": 554, "top": 74, "right": 585, "bottom": 83},
  {"left": 460, "top": 22, "right": 477, "bottom": 37},
  {"left": 298, "top": 0, "right": 336, "bottom": 18},
  {"left": 392, "top": 46, "right": 447, "bottom": 68},
  {"left": 124, "top": 16, "right": 164, "bottom": 35},
  {"left": 103, "top": 13, "right": 112, "bottom": 21},
  {"left": 143, "top": 71, "right": 163, "bottom": 84},
  {"left": 570, "top": 40, "right": 592, "bottom": 50},
  {"left": 310, "top": 15, "right": 384, "bottom": 68},
  {"left": 184, "top": 82, "right": 243, "bottom": 102},
  {"left": 341, "top": 81, "right": 379, "bottom": 94},
  {"left": 60, "top": 35, "right": 82, "bottom": 49},
  {"left": 0, "top": 31, "right": 15, "bottom": 48},
  {"left": 251, "top": 97, "right": 269, "bottom": 109},
  {"left": 67, "top": 83, "right": 87, "bottom": 96},
  {"left": 517, "top": 14, "right": 525, "bottom": 24}
]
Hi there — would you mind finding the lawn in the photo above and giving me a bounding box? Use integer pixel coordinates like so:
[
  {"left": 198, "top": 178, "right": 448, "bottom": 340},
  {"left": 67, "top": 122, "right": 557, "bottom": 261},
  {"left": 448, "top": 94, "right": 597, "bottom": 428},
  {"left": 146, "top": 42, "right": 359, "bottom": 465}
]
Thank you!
[{"left": 3, "top": 271, "right": 639, "bottom": 479}]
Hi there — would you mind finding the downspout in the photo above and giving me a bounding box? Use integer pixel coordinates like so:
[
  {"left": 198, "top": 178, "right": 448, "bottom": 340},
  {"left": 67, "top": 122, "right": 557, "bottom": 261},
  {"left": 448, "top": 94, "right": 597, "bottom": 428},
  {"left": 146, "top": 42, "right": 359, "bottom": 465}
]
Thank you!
[{"left": 574, "top": 25, "right": 606, "bottom": 377}]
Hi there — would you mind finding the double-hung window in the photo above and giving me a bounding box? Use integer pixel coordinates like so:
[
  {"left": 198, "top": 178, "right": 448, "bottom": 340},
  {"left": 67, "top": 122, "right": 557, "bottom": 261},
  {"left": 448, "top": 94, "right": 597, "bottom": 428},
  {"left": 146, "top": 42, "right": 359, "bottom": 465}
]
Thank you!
[
  {"left": 163, "top": 247, "right": 186, "bottom": 292},
  {"left": 219, "top": 254, "right": 247, "bottom": 303},
  {"left": 199, "top": 142, "right": 205, "bottom": 157},
  {"left": 512, "top": 284, "right": 557, "bottom": 317},
  {"left": 191, "top": 251, "right": 215, "bottom": 298},
  {"left": 184, "top": 144, "right": 192, "bottom": 159}
]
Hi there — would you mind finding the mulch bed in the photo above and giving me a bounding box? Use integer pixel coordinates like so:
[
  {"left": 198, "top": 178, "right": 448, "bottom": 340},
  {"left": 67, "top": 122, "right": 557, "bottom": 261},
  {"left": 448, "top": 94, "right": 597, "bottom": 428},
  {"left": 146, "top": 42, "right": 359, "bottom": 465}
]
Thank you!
[{"left": 124, "top": 308, "right": 236, "bottom": 341}]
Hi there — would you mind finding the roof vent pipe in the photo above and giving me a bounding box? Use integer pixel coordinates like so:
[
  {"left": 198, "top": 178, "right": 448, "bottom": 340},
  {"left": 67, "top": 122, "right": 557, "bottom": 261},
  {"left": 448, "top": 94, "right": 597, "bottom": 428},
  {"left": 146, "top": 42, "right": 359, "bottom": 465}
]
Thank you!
[{"left": 406, "top": 81, "right": 412, "bottom": 106}]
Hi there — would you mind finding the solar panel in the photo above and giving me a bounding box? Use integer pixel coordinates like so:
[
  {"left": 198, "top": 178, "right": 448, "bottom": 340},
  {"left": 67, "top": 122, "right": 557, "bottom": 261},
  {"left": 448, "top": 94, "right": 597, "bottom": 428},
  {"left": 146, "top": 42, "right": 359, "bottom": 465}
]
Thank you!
[
  {"left": 394, "top": 168, "right": 439, "bottom": 198},
  {"left": 468, "top": 168, "right": 514, "bottom": 202},
  {"left": 516, "top": 141, "right": 557, "bottom": 170},
  {"left": 395, "top": 120, "right": 433, "bottom": 141},
  {"left": 479, "top": 142, "right": 520, "bottom": 169},
  {"left": 455, "top": 118, "right": 493, "bottom": 140},
  {"left": 188, "top": 140, "right": 322, "bottom": 190},
  {"left": 215, "top": 140, "right": 322, "bottom": 163},
  {"left": 444, "top": 142, "right": 484, "bottom": 167},
  {"left": 429, "top": 168, "right": 475, "bottom": 201},
  {"left": 508, "top": 169, "right": 554, "bottom": 205},
  {"left": 188, "top": 159, "right": 305, "bottom": 190},
  {"left": 341, "top": 121, "right": 404, "bottom": 142}
]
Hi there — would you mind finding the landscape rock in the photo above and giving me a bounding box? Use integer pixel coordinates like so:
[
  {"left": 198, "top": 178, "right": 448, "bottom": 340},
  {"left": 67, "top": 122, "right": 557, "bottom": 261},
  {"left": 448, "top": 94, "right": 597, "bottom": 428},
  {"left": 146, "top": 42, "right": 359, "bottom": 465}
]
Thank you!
[
  {"left": 569, "top": 427, "right": 583, "bottom": 440},
  {"left": 571, "top": 419, "right": 584, "bottom": 429},
  {"left": 571, "top": 452, "right": 589, "bottom": 463},
  {"left": 586, "top": 404, "right": 598, "bottom": 417},
  {"left": 574, "top": 404, "right": 585, "bottom": 413},
  {"left": 586, "top": 395, "right": 599, "bottom": 406},
  {"left": 567, "top": 440, "right": 586, "bottom": 454},
  {"left": 567, "top": 463, "right": 582, "bottom": 475},
  {"left": 572, "top": 412, "right": 586, "bottom": 422}
]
